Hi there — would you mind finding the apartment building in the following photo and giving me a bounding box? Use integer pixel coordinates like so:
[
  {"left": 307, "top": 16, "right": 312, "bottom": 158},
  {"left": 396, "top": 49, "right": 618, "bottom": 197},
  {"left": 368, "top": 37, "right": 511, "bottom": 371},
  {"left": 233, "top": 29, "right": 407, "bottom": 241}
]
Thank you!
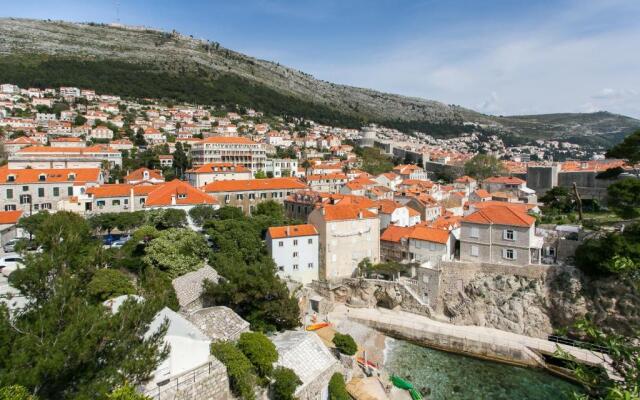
[
  {"left": 459, "top": 205, "right": 543, "bottom": 266},
  {"left": 308, "top": 204, "right": 380, "bottom": 280},
  {"left": 482, "top": 176, "right": 537, "bottom": 204},
  {"left": 306, "top": 173, "right": 348, "bottom": 194},
  {"left": 263, "top": 158, "right": 298, "bottom": 178},
  {"left": 380, "top": 224, "right": 453, "bottom": 264},
  {"left": 266, "top": 224, "right": 319, "bottom": 284},
  {"left": 190, "top": 136, "right": 266, "bottom": 172},
  {"left": 185, "top": 163, "right": 252, "bottom": 188},
  {"left": 9, "top": 145, "right": 122, "bottom": 169},
  {"left": 0, "top": 166, "right": 103, "bottom": 213},
  {"left": 203, "top": 178, "right": 308, "bottom": 214}
]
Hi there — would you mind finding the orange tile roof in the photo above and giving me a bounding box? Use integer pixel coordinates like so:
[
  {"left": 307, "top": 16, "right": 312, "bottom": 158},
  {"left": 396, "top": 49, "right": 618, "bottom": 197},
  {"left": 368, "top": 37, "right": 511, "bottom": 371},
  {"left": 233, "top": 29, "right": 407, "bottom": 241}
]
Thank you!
[
  {"left": 376, "top": 199, "right": 403, "bottom": 214},
  {"left": 483, "top": 176, "right": 525, "bottom": 185},
  {"left": 87, "top": 184, "right": 157, "bottom": 198},
  {"left": 380, "top": 225, "right": 414, "bottom": 243},
  {"left": 50, "top": 137, "right": 83, "bottom": 142},
  {"left": 320, "top": 204, "right": 378, "bottom": 221},
  {"left": 0, "top": 210, "right": 23, "bottom": 225},
  {"left": 187, "top": 163, "right": 250, "bottom": 174},
  {"left": 455, "top": 175, "right": 476, "bottom": 183},
  {"left": 0, "top": 166, "right": 101, "bottom": 184},
  {"left": 16, "top": 145, "right": 119, "bottom": 154},
  {"left": 408, "top": 225, "right": 450, "bottom": 244},
  {"left": 473, "top": 189, "right": 492, "bottom": 198},
  {"left": 6, "top": 137, "right": 38, "bottom": 145},
  {"left": 306, "top": 173, "right": 348, "bottom": 181},
  {"left": 202, "top": 136, "right": 258, "bottom": 144},
  {"left": 429, "top": 215, "right": 462, "bottom": 230},
  {"left": 204, "top": 177, "right": 307, "bottom": 192},
  {"left": 408, "top": 207, "right": 420, "bottom": 217},
  {"left": 560, "top": 159, "right": 626, "bottom": 172},
  {"left": 469, "top": 201, "right": 537, "bottom": 212},
  {"left": 145, "top": 179, "right": 218, "bottom": 206},
  {"left": 462, "top": 205, "right": 535, "bottom": 227},
  {"left": 267, "top": 224, "right": 318, "bottom": 239},
  {"left": 125, "top": 167, "right": 164, "bottom": 183}
]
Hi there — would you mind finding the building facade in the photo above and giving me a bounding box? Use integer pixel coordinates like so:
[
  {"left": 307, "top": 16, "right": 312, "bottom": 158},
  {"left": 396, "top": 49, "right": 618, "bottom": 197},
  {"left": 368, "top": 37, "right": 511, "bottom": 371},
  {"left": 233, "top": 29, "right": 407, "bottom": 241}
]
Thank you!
[{"left": 266, "top": 224, "right": 319, "bottom": 284}]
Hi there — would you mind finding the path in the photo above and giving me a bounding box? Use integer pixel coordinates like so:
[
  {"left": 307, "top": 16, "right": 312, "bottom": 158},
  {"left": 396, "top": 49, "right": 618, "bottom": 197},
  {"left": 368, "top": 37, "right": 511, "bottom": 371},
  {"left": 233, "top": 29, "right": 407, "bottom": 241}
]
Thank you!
[{"left": 329, "top": 304, "right": 619, "bottom": 380}]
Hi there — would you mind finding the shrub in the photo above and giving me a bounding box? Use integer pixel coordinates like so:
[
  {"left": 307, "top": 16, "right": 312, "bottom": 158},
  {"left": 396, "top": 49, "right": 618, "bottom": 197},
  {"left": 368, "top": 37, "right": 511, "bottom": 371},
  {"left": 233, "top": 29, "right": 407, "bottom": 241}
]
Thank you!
[
  {"left": 271, "top": 367, "right": 301, "bottom": 400},
  {"left": 107, "top": 384, "right": 151, "bottom": 399},
  {"left": 237, "top": 332, "right": 278, "bottom": 378},
  {"left": 0, "top": 386, "right": 36, "bottom": 400},
  {"left": 332, "top": 333, "right": 357, "bottom": 356},
  {"left": 328, "top": 373, "right": 350, "bottom": 400},
  {"left": 87, "top": 269, "right": 135, "bottom": 301},
  {"left": 211, "top": 342, "right": 257, "bottom": 400}
]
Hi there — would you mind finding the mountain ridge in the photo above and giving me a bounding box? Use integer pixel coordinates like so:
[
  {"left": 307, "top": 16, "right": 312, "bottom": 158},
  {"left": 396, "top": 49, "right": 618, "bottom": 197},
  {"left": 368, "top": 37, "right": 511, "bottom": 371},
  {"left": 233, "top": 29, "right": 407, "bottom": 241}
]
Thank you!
[{"left": 1, "top": 18, "right": 638, "bottom": 142}]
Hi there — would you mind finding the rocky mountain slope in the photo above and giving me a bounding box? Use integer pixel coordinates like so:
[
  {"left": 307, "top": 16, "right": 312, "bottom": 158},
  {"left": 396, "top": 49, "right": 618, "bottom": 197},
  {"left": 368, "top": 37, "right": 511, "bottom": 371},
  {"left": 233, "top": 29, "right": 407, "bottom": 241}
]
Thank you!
[{"left": 1, "top": 18, "right": 639, "bottom": 141}]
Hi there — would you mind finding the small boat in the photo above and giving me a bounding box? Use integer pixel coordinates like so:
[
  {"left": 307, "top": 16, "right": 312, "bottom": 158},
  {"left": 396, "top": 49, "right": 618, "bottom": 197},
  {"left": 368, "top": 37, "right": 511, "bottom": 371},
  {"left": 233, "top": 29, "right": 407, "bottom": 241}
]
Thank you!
[
  {"left": 356, "top": 357, "right": 379, "bottom": 370},
  {"left": 305, "top": 322, "right": 330, "bottom": 331},
  {"left": 391, "top": 375, "right": 423, "bottom": 400}
]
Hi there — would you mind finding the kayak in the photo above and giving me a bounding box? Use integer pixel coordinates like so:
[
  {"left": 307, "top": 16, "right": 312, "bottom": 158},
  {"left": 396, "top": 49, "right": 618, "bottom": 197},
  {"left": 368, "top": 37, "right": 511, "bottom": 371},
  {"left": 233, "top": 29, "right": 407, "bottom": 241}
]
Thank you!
[
  {"left": 305, "top": 322, "right": 330, "bottom": 331},
  {"left": 356, "top": 357, "right": 379, "bottom": 370},
  {"left": 391, "top": 375, "right": 423, "bottom": 400}
]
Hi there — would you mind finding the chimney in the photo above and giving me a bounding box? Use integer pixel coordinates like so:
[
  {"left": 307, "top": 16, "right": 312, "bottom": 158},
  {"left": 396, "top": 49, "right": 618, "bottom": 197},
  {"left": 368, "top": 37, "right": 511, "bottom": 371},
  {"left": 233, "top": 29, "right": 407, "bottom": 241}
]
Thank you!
[
  {"left": 171, "top": 194, "right": 177, "bottom": 205},
  {"left": 321, "top": 207, "right": 326, "bottom": 216},
  {"left": 286, "top": 226, "right": 290, "bottom": 236},
  {"left": 129, "top": 187, "right": 135, "bottom": 212},
  {"left": 358, "top": 211, "right": 363, "bottom": 219}
]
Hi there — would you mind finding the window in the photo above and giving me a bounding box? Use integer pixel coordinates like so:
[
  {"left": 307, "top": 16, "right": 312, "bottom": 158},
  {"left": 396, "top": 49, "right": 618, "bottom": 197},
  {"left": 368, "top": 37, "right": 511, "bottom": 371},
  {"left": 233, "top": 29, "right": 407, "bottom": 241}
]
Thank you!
[
  {"left": 236, "top": 194, "right": 244, "bottom": 200},
  {"left": 38, "top": 174, "right": 46, "bottom": 182},
  {"left": 97, "top": 200, "right": 106, "bottom": 207},
  {"left": 248, "top": 193, "right": 255, "bottom": 200},
  {"left": 53, "top": 187, "right": 60, "bottom": 197},
  {"left": 112, "top": 200, "right": 121, "bottom": 206},
  {"left": 41, "top": 203, "right": 52, "bottom": 210},
  {"left": 22, "top": 186, "right": 29, "bottom": 192},
  {"left": 308, "top": 263, "right": 314, "bottom": 268},
  {"left": 224, "top": 194, "right": 230, "bottom": 203},
  {"left": 177, "top": 193, "right": 187, "bottom": 199},
  {"left": 503, "top": 230, "right": 515, "bottom": 241},
  {"left": 278, "top": 266, "right": 284, "bottom": 272},
  {"left": 6, "top": 175, "right": 15, "bottom": 182},
  {"left": 4, "top": 204, "right": 16, "bottom": 211},
  {"left": 260, "top": 193, "right": 267, "bottom": 199},
  {"left": 470, "top": 245, "right": 479, "bottom": 257},
  {"left": 470, "top": 227, "right": 479, "bottom": 238},
  {"left": 68, "top": 187, "right": 73, "bottom": 196},
  {"left": 293, "top": 252, "right": 298, "bottom": 258},
  {"left": 503, "top": 249, "right": 516, "bottom": 260},
  {"left": 308, "top": 238, "right": 313, "bottom": 244},
  {"left": 293, "top": 264, "right": 299, "bottom": 270},
  {"left": 278, "top": 241, "right": 284, "bottom": 247},
  {"left": 38, "top": 188, "right": 45, "bottom": 198},
  {"left": 293, "top": 239, "right": 298, "bottom": 246},
  {"left": 6, "top": 189, "right": 13, "bottom": 199}
]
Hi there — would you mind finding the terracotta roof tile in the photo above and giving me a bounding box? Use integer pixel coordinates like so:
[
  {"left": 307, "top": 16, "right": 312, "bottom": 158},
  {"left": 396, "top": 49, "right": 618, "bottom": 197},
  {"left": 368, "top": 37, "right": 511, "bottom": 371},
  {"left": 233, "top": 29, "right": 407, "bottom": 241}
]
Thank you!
[
  {"left": 0, "top": 166, "right": 101, "bottom": 184},
  {"left": 267, "top": 224, "right": 318, "bottom": 239},
  {"left": 146, "top": 179, "right": 218, "bottom": 206},
  {"left": 462, "top": 205, "right": 535, "bottom": 227},
  {"left": 204, "top": 178, "right": 307, "bottom": 192},
  {"left": 0, "top": 210, "right": 23, "bottom": 225},
  {"left": 319, "top": 204, "right": 377, "bottom": 221}
]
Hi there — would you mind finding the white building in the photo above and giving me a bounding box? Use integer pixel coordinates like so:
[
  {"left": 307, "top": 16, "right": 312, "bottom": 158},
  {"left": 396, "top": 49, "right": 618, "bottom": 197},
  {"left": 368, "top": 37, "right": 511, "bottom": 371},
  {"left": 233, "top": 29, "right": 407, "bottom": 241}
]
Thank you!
[
  {"left": 264, "top": 158, "right": 298, "bottom": 178},
  {"left": 266, "top": 224, "right": 319, "bottom": 284}
]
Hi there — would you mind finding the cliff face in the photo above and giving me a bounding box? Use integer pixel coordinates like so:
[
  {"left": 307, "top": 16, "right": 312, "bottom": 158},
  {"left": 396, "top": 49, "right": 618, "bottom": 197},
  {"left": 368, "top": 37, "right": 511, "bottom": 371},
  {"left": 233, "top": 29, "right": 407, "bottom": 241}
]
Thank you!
[{"left": 443, "top": 268, "right": 639, "bottom": 338}]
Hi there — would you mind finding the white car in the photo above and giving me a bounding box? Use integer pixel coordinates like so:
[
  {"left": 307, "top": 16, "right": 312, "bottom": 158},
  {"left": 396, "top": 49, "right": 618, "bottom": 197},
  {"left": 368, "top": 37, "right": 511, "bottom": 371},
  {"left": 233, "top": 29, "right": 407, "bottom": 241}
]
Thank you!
[
  {"left": 0, "top": 253, "right": 24, "bottom": 277},
  {"left": 3, "top": 238, "right": 21, "bottom": 253}
]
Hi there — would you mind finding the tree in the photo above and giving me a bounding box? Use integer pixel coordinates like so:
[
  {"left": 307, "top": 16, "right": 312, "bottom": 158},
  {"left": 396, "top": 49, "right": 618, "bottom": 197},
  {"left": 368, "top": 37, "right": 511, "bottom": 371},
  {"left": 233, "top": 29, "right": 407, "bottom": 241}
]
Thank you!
[
  {"left": 606, "top": 129, "right": 640, "bottom": 167},
  {"left": 73, "top": 115, "right": 87, "bottom": 126},
  {"left": 301, "top": 160, "right": 312, "bottom": 176},
  {"left": 328, "top": 373, "right": 350, "bottom": 400},
  {"left": 253, "top": 200, "right": 284, "bottom": 221},
  {"left": 134, "top": 128, "right": 146, "bottom": 147},
  {"left": 210, "top": 342, "right": 257, "bottom": 400},
  {"left": 237, "top": 332, "right": 278, "bottom": 378},
  {"left": 106, "top": 384, "right": 151, "bottom": 400},
  {"left": 0, "top": 385, "right": 37, "bottom": 400},
  {"left": 254, "top": 170, "right": 267, "bottom": 179},
  {"left": 172, "top": 142, "right": 189, "bottom": 178},
  {"left": 188, "top": 205, "right": 218, "bottom": 227},
  {"left": 539, "top": 186, "right": 575, "bottom": 214},
  {"left": 16, "top": 211, "right": 50, "bottom": 241},
  {"left": 87, "top": 269, "right": 136, "bottom": 301},
  {"left": 0, "top": 212, "right": 168, "bottom": 399},
  {"left": 557, "top": 319, "right": 639, "bottom": 400},
  {"left": 607, "top": 178, "right": 640, "bottom": 219},
  {"left": 148, "top": 209, "right": 187, "bottom": 230},
  {"left": 464, "top": 154, "right": 506, "bottom": 180},
  {"left": 271, "top": 367, "right": 301, "bottom": 400},
  {"left": 332, "top": 333, "right": 357, "bottom": 356},
  {"left": 574, "top": 223, "right": 640, "bottom": 277},
  {"left": 143, "top": 228, "right": 211, "bottom": 278}
]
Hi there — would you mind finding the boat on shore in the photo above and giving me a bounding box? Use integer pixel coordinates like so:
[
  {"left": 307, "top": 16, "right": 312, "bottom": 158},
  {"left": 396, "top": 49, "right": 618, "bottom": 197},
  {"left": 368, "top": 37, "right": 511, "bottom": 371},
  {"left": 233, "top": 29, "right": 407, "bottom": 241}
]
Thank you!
[
  {"left": 305, "top": 322, "right": 330, "bottom": 331},
  {"left": 391, "top": 375, "right": 423, "bottom": 400}
]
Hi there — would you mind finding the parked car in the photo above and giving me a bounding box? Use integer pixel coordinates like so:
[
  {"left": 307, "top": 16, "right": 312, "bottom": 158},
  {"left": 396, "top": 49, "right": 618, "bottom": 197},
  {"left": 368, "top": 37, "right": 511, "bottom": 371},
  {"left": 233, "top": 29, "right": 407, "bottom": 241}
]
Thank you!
[
  {"left": 3, "top": 238, "right": 21, "bottom": 253},
  {"left": 0, "top": 253, "right": 24, "bottom": 277},
  {"left": 102, "top": 234, "right": 122, "bottom": 246},
  {"left": 110, "top": 236, "right": 131, "bottom": 248}
]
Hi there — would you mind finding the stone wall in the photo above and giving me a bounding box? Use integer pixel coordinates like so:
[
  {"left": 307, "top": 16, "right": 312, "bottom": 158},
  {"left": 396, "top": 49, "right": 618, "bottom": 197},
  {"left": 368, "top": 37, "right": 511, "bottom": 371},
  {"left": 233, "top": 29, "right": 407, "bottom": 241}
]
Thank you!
[
  {"left": 295, "top": 360, "right": 342, "bottom": 400},
  {"left": 142, "top": 358, "right": 231, "bottom": 400}
]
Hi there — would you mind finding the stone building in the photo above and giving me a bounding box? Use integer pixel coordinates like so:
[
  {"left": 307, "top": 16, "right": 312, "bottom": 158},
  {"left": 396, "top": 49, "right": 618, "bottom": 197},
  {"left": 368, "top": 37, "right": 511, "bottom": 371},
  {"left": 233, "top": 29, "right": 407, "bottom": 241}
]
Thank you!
[
  {"left": 188, "top": 306, "right": 250, "bottom": 342},
  {"left": 271, "top": 331, "right": 341, "bottom": 400},
  {"left": 172, "top": 265, "right": 219, "bottom": 314}
]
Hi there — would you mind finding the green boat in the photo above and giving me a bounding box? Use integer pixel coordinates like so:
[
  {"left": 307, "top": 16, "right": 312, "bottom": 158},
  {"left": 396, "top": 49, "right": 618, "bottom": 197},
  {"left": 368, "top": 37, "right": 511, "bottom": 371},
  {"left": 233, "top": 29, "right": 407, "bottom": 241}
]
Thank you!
[{"left": 390, "top": 375, "right": 423, "bottom": 400}]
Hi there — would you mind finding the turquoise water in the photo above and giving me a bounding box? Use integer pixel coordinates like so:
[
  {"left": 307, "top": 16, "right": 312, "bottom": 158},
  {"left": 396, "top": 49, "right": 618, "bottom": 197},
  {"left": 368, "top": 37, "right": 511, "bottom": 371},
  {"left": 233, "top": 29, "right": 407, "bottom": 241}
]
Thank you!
[{"left": 384, "top": 339, "right": 583, "bottom": 400}]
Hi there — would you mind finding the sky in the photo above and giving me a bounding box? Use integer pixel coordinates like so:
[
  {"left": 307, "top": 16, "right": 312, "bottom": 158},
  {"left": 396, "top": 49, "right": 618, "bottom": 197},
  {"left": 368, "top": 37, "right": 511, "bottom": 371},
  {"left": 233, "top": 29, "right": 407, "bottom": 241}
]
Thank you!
[{"left": 2, "top": 0, "right": 640, "bottom": 118}]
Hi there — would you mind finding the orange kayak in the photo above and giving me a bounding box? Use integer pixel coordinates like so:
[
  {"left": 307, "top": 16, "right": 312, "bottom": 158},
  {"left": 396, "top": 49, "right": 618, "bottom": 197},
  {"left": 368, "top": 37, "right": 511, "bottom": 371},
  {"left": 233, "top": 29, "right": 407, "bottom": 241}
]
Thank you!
[
  {"left": 357, "top": 357, "right": 379, "bottom": 370},
  {"left": 305, "top": 322, "right": 330, "bottom": 331}
]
